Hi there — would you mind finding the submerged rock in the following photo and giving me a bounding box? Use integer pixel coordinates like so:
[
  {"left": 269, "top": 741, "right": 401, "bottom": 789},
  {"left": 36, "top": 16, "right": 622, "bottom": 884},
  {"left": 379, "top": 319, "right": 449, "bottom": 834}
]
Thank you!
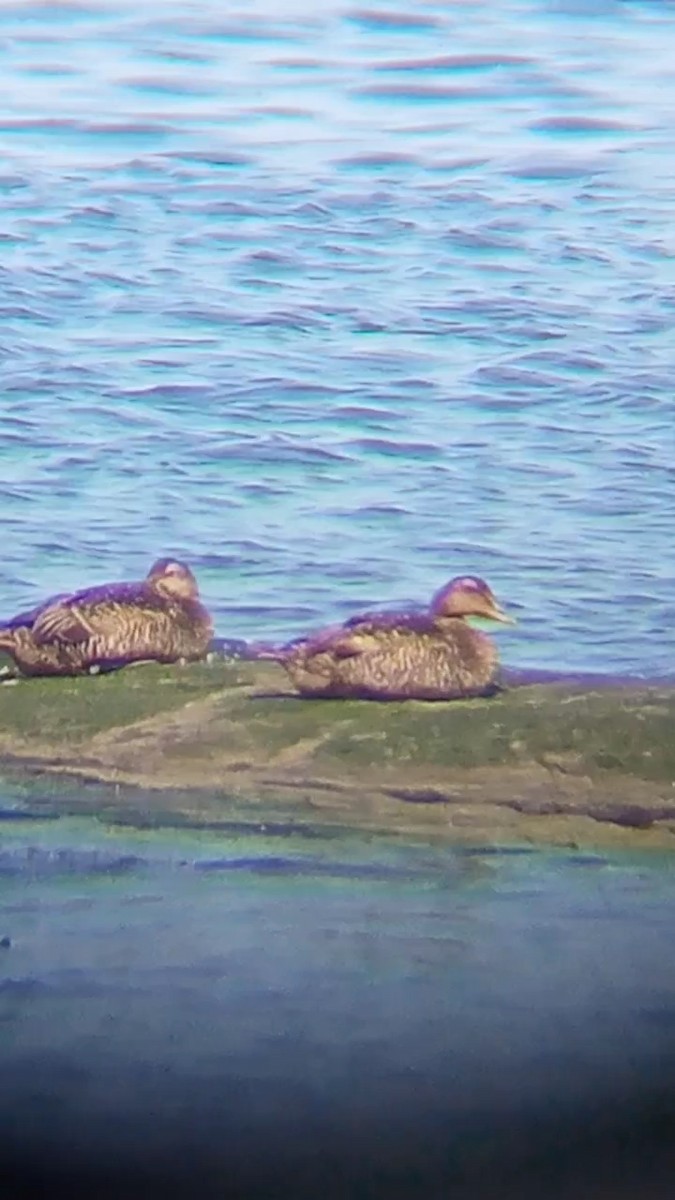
[{"left": 0, "top": 652, "right": 673, "bottom": 850}]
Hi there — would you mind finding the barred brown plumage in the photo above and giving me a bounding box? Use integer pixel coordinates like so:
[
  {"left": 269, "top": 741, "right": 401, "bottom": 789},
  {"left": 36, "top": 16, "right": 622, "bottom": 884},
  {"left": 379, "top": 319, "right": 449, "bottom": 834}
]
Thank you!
[
  {"left": 262, "top": 575, "right": 515, "bottom": 701},
  {"left": 0, "top": 558, "right": 213, "bottom": 677}
]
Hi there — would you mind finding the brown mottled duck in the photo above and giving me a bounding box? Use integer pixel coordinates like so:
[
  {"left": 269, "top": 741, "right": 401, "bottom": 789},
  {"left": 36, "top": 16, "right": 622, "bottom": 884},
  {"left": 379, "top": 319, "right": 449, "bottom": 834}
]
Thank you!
[
  {"left": 265, "top": 576, "right": 515, "bottom": 700},
  {"left": 0, "top": 558, "right": 213, "bottom": 677}
]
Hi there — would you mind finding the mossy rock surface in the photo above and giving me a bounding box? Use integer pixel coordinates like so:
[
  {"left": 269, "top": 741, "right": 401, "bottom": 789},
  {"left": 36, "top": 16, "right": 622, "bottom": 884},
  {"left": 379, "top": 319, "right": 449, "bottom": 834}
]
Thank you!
[{"left": 0, "top": 655, "right": 674, "bottom": 850}]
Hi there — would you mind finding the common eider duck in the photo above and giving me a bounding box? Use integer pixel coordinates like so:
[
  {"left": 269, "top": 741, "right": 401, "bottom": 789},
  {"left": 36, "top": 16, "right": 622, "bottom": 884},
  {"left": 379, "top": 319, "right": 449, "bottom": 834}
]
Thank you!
[
  {"left": 265, "top": 575, "right": 515, "bottom": 700},
  {"left": 0, "top": 558, "right": 213, "bottom": 677}
]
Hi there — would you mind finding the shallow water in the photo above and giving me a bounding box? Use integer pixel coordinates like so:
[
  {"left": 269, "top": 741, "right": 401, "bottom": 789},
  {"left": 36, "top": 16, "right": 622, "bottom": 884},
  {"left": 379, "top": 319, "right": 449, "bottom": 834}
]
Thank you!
[
  {"left": 0, "top": 0, "right": 673, "bottom": 676},
  {"left": 1, "top": 800, "right": 675, "bottom": 1194}
]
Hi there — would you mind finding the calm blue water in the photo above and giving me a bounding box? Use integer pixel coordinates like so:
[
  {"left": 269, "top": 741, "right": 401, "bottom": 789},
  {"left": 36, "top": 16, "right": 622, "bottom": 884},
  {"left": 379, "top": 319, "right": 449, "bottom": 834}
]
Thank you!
[
  {"left": 0, "top": 0, "right": 673, "bottom": 676},
  {"left": 1, "top": 805, "right": 675, "bottom": 1193}
]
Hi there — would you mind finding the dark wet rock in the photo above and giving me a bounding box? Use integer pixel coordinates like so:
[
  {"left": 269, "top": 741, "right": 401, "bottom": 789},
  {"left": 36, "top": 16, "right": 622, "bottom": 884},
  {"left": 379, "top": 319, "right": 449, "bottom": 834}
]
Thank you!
[
  {"left": 0, "top": 847, "right": 146, "bottom": 878},
  {"left": 384, "top": 787, "right": 459, "bottom": 805},
  {"left": 210, "top": 636, "right": 259, "bottom": 659},
  {"left": 0, "top": 807, "right": 60, "bottom": 822}
]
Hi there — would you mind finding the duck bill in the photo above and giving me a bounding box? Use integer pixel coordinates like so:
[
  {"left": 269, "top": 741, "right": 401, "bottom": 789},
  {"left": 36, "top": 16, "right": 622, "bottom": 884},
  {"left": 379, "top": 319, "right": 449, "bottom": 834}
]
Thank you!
[{"left": 486, "top": 603, "right": 517, "bottom": 625}]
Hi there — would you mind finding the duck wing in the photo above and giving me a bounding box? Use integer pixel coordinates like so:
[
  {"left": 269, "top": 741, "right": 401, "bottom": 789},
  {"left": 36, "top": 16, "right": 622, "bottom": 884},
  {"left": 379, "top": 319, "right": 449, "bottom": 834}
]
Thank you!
[
  {"left": 1, "top": 592, "right": 70, "bottom": 631},
  {"left": 288, "top": 623, "right": 364, "bottom": 660},
  {"left": 343, "top": 611, "right": 438, "bottom": 638},
  {"left": 31, "top": 581, "right": 153, "bottom": 646},
  {"left": 297, "top": 614, "right": 433, "bottom": 660},
  {"left": 288, "top": 612, "right": 439, "bottom": 661}
]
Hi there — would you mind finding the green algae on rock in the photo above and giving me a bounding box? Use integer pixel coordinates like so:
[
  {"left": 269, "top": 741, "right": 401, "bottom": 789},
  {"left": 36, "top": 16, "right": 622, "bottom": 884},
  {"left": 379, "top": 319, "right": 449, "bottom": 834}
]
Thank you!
[{"left": 0, "top": 655, "right": 674, "bottom": 850}]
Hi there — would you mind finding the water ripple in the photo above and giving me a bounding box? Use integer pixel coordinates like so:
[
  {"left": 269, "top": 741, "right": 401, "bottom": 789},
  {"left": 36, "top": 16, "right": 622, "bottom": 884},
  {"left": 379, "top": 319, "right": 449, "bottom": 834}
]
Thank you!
[{"left": 0, "top": 0, "right": 672, "bottom": 676}]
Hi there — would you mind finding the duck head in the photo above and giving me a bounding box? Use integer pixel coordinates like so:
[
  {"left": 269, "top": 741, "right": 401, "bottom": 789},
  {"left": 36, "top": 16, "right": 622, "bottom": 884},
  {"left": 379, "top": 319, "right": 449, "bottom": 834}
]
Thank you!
[
  {"left": 430, "top": 576, "right": 515, "bottom": 624},
  {"left": 146, "top": 558, "right": 200, "bottom": 601}
]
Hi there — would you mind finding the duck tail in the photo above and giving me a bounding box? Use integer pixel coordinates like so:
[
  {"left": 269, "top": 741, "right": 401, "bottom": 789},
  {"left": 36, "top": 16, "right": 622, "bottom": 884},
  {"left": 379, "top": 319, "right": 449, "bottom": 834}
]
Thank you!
[{"left": 0, "top": 629, "right": 23, "bottom": 669}]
